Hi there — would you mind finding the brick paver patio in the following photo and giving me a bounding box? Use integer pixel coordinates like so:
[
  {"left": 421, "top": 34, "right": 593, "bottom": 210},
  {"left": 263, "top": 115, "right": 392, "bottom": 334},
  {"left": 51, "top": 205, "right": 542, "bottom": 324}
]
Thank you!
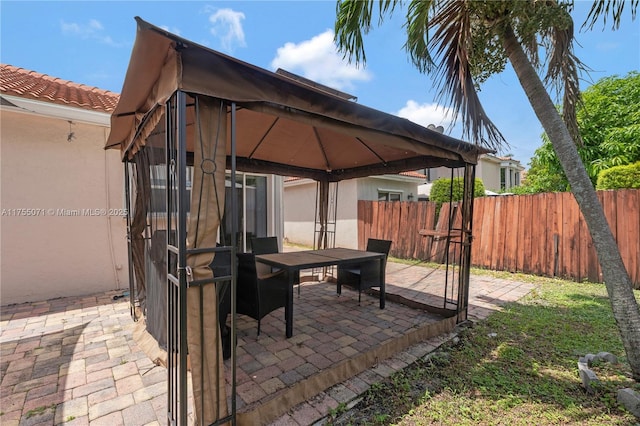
[{"left": 1, "top": 261, "right": 536, "bottom": 425}]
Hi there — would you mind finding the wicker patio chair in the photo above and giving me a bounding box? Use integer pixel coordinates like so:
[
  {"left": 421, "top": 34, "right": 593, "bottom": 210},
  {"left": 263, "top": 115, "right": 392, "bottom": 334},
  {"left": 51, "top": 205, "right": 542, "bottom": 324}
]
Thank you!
[
  {"left": 251, "top": 236, "right": 301, "bottom": 294},
  {"left": 236, "top": 252, "right": 289, "bottom": 336},
  {"left": 337, "top": 238, "right": 392, "bottom": 304},
  {"left": 209, "top": 245, "right": 233, "bottom": 359}
]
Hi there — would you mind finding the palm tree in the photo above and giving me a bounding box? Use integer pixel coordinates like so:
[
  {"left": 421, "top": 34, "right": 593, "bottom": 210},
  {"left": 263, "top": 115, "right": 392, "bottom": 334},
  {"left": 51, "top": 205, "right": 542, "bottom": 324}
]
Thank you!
[{"left": 335, "top": 0, "right": 640, "bottom": 379}]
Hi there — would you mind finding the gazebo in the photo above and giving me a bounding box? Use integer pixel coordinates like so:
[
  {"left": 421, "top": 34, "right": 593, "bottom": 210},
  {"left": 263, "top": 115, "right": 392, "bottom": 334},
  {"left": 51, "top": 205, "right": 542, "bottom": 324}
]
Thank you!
[{"left": 106, "top": 17, "right": 490, "bottom": 426}]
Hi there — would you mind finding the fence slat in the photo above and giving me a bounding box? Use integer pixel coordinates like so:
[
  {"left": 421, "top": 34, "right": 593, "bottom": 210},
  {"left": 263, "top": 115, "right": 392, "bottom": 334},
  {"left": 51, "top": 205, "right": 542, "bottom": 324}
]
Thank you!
[
  {"left": 471, "top": 197, "right": 485, "bottom": 266},
  {"left": 531, "top": 194, "right": 547, "bottom": 275},
  {"left": 630, "top": 190, "right": 640, "bottom": 284},
  {"left": 414, "top": 202, "right": 427, "bottom": 259},
  {"left": 519, "top": 195, "right": 533, "bottom": 274},
  {"left": 619, "top": 190, "right": 640, "bottom": 284},
  {"left": 407, "top": 202, "right": 420, "bottom": 259},
  {"left": 492, "top": 197, "right": 505, "bottom": 271},
  {"left": 503, "top": 195, "right": 519, "bottom": 272},
  {"left": 549, "top": 192, "right": 563, "bottom": 277},
  {"left": 481, "top": 197, "right": 496, "bottom": 268}
]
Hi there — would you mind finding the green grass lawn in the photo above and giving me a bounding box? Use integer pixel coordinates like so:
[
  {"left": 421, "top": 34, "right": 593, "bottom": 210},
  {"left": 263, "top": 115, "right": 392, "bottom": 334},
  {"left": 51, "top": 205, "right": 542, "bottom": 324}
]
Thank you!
[{"left": 328, "top": 273, "right": 640, "bottom": 425}]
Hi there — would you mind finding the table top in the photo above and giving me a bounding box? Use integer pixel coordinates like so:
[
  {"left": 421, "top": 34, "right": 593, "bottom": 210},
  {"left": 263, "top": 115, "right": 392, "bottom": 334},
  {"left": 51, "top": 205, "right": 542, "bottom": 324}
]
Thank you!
[{"left": 255, "top": 248, "right": 385, "bottom": 270}]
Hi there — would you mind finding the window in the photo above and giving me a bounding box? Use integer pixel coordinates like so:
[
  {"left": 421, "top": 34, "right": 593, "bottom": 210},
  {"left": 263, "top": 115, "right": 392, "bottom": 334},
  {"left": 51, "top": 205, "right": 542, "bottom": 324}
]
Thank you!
[
  {"left": 145, "top": 167, "right": 270, "bottom": 252},
  {"left": 149, "top": 165, "right": 193, "bottom": 213},
  {"left": 500, "top": 168, "right": 506, "bottom": 191},
  {"left": 222, "top": 173, "right": 268, "bottom": 251},
  {"left": 378, "top": 191, "right": 402, "bottom": 201}
]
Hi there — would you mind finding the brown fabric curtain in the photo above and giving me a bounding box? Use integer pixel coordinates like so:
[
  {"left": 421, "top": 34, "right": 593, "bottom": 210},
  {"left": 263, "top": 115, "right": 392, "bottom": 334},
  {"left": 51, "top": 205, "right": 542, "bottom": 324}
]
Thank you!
[
  {"left": 185, "top": 97, "right": 229, "bottom": 424},
  {"left": 315, "top": 180, "right": 329, "bottom": 250},
  {"left": 131, "top": 153, "right": 151, "bottom": 310}
]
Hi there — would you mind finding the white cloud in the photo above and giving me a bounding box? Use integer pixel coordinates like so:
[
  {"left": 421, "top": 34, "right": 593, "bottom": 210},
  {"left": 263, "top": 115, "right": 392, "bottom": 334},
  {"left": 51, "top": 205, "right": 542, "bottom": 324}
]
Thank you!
[
  {"left": 160, "top": 25, "right": 182, "bottom": 36},
  {"left": 208, "top": 8, "right": 246, "bottom": 52},
  {"left": 270, "top": 29, "right": 372, "bottom": 92},
  {"left": 395, "top": 100, "right": 454, "bottom": 129},
  {"left": 60, "top": 19, "right": 123, "bottom": 47}
]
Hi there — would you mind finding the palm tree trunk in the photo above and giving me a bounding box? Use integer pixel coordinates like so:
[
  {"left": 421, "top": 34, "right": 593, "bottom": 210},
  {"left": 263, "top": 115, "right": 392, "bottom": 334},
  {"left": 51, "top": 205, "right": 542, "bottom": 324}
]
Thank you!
[{"left": 501, "top": 24, "right": 640, "bottom": 380}]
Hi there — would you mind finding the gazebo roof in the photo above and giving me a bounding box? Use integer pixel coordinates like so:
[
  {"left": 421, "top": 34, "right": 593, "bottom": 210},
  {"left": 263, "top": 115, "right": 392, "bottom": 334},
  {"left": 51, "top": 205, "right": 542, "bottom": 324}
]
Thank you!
[{"left": 107, "top": 17, "right": 491, "bottom": 181}]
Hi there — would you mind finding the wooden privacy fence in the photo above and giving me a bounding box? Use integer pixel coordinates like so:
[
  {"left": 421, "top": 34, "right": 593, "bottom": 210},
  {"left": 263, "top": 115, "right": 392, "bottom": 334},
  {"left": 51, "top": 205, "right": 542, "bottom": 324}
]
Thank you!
[{"left": 357, "top": 189, "right": 640, "bottom": 288}]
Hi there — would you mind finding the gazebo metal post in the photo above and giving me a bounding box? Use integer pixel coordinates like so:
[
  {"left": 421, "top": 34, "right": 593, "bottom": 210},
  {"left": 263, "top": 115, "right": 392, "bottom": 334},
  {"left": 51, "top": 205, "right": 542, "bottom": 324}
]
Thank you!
[
  {"left": 229, "top": 101, "right": 239, "bottom": 424},
  {"left": 165, "top": 90, "right": 190, "bottom": 425},
  {"left": 313, "top": 180, "right": 338, "bottom": 280},
  {"left": 457, "top": 163, "right": 476, "bottom": 322},
  {"left": 442, "top": 167, "right": 456, "bottom": 308},
  {"left": 124, "top": 161, "right": 137, "bottom": 321},
  {"left": 177, "top": 90, "right": 189, "bottom": 426}
]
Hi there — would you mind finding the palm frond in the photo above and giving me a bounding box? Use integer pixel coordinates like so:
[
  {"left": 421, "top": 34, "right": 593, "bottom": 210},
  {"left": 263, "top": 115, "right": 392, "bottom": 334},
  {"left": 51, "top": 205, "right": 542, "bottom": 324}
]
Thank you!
[
  {"left": 543, "top": 4, "right": 586, "bottom": 145},
  {"left": 428, "top": 1, "right": 506, "bottom": 150},
  {"left": 335, "top": 0, "right": 401, "bottom": 65},
  {"left": 404, "top": 0, "right": 436, "bottom": 73},
  {"left": 515, "top": 1, "right": 545, "bottom": 68},
  {"left": 519, "top": 32, "right": 540, "bottom": 69},
  {"left": 582, "top": 0, "right": 638, "bottom": 31}
]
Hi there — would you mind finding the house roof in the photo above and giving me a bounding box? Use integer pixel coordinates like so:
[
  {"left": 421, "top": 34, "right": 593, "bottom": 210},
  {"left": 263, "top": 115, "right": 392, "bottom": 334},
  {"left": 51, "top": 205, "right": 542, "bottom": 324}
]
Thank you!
[
  {"left": 399, "top": 171, "right": 426, "bottom": 179},
  {"left": 0, "top": 64, "right": 119, "bottom": 113}
]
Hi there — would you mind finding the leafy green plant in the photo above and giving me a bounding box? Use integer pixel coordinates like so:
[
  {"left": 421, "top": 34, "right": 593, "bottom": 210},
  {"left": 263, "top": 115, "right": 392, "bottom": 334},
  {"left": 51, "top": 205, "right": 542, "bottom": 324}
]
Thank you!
[
  {"left": 327, "top": 402, "right": 348, "bottom": 421},
  {"left": 596, "top": 161, "right": 640, "bottom": 190},
  {"left": 430, "top": 177, "right": 486, "bottom": 204},
  {"left": 373, "top": 413, "right": 390, "bottom": 422},
  {"left": 522, "top": 72, "right": 640, "bottom": 193}
]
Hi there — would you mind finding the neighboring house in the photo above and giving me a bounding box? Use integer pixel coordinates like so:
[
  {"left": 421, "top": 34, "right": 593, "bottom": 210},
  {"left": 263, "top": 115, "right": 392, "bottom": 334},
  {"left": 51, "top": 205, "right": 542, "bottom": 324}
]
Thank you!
[
  {"left": 483, "top": 154, "right": 525, "bottom": 191},
  {"left": 418, "top": 153, "right": 525, "bottom": 198},
  {"left": 1, "top": 64, "right": 287, "bottom": 304},
  {"left": 0, "top": 64, "right": 129, "bottom": 304},
  {"left": 284, "top": 171, "right": 425, "bottom": 249}
]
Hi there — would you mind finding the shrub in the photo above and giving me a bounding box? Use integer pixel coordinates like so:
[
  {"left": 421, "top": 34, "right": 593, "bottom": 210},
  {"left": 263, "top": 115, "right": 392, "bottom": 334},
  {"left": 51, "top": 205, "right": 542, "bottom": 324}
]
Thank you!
[
  {"left": 429, "top": 177, "right": 486, "bottom": 204},
  {"left": 508, "top": 185, "right": 538, "bottom": 195},
  {"left": 596, "top": 161, "right": 640, "bottom": 190}
]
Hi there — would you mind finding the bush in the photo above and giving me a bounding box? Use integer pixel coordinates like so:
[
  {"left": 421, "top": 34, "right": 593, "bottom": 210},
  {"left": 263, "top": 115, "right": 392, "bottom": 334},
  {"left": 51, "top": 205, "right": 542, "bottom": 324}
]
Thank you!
[
  {"left": 596, "top": 162, "right": 640, "bottom": 190},
  {"left": 508, "top": 185, "right": 538, "bottom": 195},
  {"left": 430, "top": 177, "right": 486, "bottom": 204}
]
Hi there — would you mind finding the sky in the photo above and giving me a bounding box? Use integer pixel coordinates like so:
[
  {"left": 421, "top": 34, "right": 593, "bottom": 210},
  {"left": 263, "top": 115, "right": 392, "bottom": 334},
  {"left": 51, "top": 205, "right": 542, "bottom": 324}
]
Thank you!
[{"left": 1, "top": 1, "right": 639, "bottom": 168}]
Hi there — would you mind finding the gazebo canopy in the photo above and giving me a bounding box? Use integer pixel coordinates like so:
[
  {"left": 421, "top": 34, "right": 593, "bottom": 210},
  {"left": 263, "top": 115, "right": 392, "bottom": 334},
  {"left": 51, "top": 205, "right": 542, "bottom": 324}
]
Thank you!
[{"left": 106, "top": 17, "right": 490, "bottom": 180}]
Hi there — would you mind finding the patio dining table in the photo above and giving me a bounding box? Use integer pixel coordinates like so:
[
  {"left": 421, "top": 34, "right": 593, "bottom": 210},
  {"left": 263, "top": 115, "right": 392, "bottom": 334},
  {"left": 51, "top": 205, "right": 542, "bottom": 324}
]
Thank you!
[{"left": 255, "top": 247, "right": 387, "bottom": 338}]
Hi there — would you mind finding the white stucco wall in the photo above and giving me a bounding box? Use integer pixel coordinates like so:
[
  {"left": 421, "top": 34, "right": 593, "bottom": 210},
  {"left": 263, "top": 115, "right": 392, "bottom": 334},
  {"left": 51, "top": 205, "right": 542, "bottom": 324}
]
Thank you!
[
  {"left": 476, "top": 159, "right": 501, "bottom": 191},
  {"left": 283, "top": 178, "right": 359, "bottom": 249},
  {"left": 357, "top": 176, "right": 420, "bottom": 201},
  {"left": 1, "top": 110, "right": 129, "bottom": 304},
  {"left": 335, "top": 180, "right": 358, "bottom": 248},
  {"left": 283, "top": 179, "right": 316, "bottom": 247}
]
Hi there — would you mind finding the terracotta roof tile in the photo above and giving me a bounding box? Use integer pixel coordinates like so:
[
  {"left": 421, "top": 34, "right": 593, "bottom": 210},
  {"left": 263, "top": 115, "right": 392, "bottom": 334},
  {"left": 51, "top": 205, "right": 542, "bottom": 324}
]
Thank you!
[
  {"left": 0, "top": 64, "right": 119, "bottom": 113},
  {"left": 399, "top": 170, "right": 426, "bottom": 179}
]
